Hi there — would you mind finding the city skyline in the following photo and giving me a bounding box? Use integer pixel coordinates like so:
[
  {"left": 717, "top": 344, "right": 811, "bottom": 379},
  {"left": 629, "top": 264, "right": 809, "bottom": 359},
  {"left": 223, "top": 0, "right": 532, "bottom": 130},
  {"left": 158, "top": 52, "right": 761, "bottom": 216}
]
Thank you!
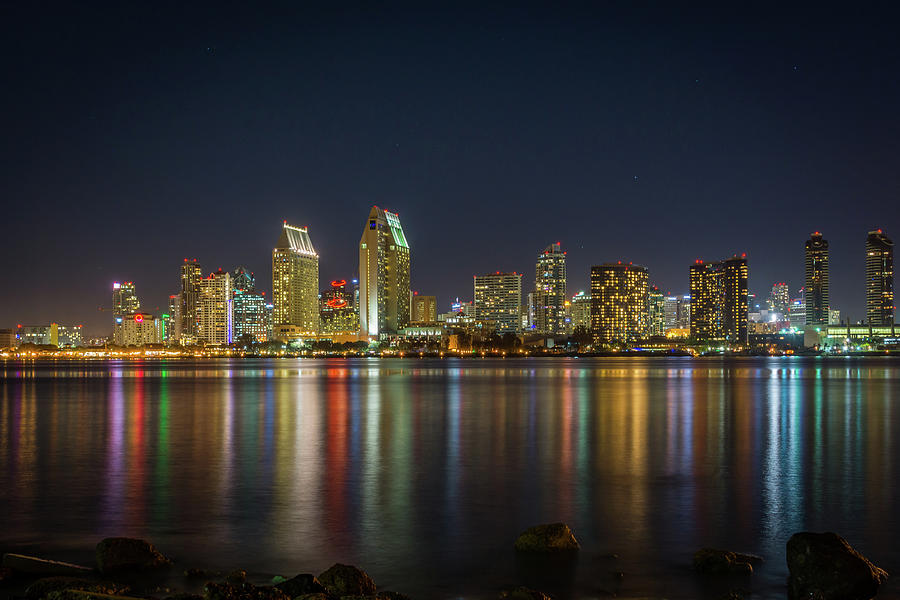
[
  {"left": 2, "top": 217, "right": 897, "bottom": 337},
  {"left": 4, "top": 5, "right": 900, "bottom": 332}
]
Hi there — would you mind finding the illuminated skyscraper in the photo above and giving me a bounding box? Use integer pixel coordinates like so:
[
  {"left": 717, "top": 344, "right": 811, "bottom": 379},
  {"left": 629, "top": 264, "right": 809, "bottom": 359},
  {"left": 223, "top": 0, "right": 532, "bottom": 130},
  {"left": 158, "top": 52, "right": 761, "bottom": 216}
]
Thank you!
[
  {"left": 112, "top": 282, "right": 140, "bottom": 320},
  {"left": 567, "top": 291, "right": 591, "bottom": 332},
  {"left": 866, "top": 229, "right": 894, "bottom": 325},
  {"left": 180, "top": 259, "right": 202, "bottom": 344},
  {"left": 768, "top": 282, "right": 790, "bottom": 316},
  {"left": 533, "top": 242, "right": 567, "bottom": 335},
  {"left": 359, "top": 206, "right": 410, "bottom": 336},
  {"left": 273, "top": 222, "right": 320, "bottom": 333},
  {"left": 590, "top": 263, "right": 649, "bottom": 345},
  {"left": 474, "top": 272, "right": 522, "bottom": 334},
  {"left": 320, "top": 279, "right": 359, "bottom": 333},
  {"left": 689, "top": 256, "right": 748, "bottom": 344},
  {"left": 198, "top": 269, "right": 233, "bottom": 345},
  {"left": 804, "top": 232, "right": 830, "bottom": 326},
  {"left": 232, "top": 267, "right": 269, "bottom": 343},
  {"left": 648, "top": 286, "right": 666, "bottom": 336}
]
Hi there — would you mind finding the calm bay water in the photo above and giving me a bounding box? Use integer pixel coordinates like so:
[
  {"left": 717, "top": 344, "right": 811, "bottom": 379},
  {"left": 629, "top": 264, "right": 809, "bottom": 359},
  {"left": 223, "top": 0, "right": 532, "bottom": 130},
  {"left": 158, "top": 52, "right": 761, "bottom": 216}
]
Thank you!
[{"left": 1, "top": 357, "right": 898, "bottom": 599}]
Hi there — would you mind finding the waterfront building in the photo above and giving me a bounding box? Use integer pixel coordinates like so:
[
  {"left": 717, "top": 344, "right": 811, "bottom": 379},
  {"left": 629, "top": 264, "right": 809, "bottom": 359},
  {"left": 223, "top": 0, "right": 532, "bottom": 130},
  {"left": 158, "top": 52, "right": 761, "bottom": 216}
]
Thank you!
[
  {"left": 167, "top": 294, "right": 181, "bottom": 343},
  {"left": 768, "top": 282, "right": 790, "bottom": 317},
  {"left": 320, "top": 279, "right": 359, "bottom": 333},
  {"left": 805, "top": 232, "right": 830, "bottom": 325},
  {"left": 533, "top": 242, "right": 567, "bottom": 335},
  {"left": 16, "top": 323, "right": 83, "bottom": 347},
  {"left": 866, "top": 229, "right": 895, "bottom": 325},
  {"left": 230, "top": 266, "right": 269, "bottom": 343},
  {"left": 273, "top": 222, "right": 320, "bottom": 334},
  {"left": 411, "top": 294, "right": 438, "bottom": 323},
  {"left": 590, "top": 262, "right": 649, "bottom": 345},
  {"left": 179, "top": 259, "right": 202, "bottom": 344},
  {"left": 0, "top": 329, "right": 14, "bottom": 349},
  {"left": 689, "top": 256, "right": 749, "bottom": 345},
  {"left": 112, "top": 282, "right": 140, "bottom": 320},
  {"left": 789, "top": 289, "right": 806, "bottom": 329},
  {"left": 829, "top": 309, "right": 841, "bottom": 325},
  {"left": 198, "top": 269, "right": 233, "bottom": 345},
  {"left": 648, "top": 286, "right": 666, "bottom": 336},
  {"left": 567, "top": 291, "right": 591, "bottom": 332},
  {"left": 663, "top": 295, "right": 691, "bottom": 331},
  {"left": 359, "top": 206, "right": 411, "bottom": 337},
  {"left": 474, "top": 272, "right": 522, "bottom": 334},
  {"left": 114, "top": 313, "right": 161, "bottom": 346}
]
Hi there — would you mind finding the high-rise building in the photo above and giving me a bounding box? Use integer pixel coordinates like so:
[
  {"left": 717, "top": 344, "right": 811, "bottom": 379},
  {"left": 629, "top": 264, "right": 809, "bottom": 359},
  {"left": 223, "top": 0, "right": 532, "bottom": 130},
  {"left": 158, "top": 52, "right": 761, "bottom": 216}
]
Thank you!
[
  {"left": 805, "top": 232, "right": 830, "bottom": 325},
  {"left": 866, "top": 229, "right": 895, "bottom": 325},
  {"left": 663, "top": 295, "right": 691, "bottom": 331},
  {"left": 590, "top": 263, "right": 649, "bottom": 345},
  {"left": 411, "top": 294, "right": 438, "bottom": 323},
  {"left": 648, "top": 286, "right": 666, "bottom": 336},
  {"left": 689, "top": 255, "right": 749, "bottom": 344},
  {"left": 533, "top": 242, "right": 567, "bottom": 335},
  {"left": 320, "top": 279, "right": 359, "bottom": 333},
  {"left": 112, "top": 282, "right": 140, "bottom": 320},
  {"left": 474, "top": 272, "right": 522, "bottom": 334},
  {"left": 567, "top": 291, "right": 591, "bottom": 332},
  {"left": 180, "top": 259, "right": 202, "bottom": 344},
  {"left": 789, "top": 292, "right": 806, "bottom": 329},
  {"left": 165, "top": 295, "right": 179, "bottom": 344},
  {"left": 114, "top": 313, "right": 161, "bottom": 346},
  {"left": 198, "top": 269, "right": 233, "bottom": 345},
  {"left": 768, "top": 282, "right": 790, "bottom": 317},
  {"left": 359, "top": 206, "right": 410, "bottom": 337},
  {"left": 231, "top": 266, "right": 269, "bottom": 343},
  {"left": 273, "top": 222, "right": 320, "bottom": 334}
]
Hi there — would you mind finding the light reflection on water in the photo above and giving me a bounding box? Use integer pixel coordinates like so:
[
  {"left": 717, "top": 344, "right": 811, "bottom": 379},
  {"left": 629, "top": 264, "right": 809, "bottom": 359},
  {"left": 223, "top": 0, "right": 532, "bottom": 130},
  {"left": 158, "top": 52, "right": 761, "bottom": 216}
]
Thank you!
[{"left": 0, "top": 357, "right": 898, "bottom": 599}]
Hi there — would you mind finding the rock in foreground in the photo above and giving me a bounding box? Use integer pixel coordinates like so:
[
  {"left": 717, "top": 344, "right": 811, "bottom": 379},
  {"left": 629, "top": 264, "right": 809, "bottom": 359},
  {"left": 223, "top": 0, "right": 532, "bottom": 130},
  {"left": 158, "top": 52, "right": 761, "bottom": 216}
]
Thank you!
[
  {"left": 693, "top": 548, "right": 758, "bottom": 575},
  {"left": 514, "top": 523, "right": 580, "bottom": 553},
  {"left": 274, "top": 574, "right": 326, "bottom": 597},
  {"left": 787, "top": 532, "right": 888, "bottom": 600},
  {"left": 25, "top": 577, "right": 129, "bottom": 599},
  {"left": 95, "top": 538, "right": 171, "bottom": 574},
  {"left": 204, "top": 582, "right": 289, "bottom": 600},
  {"left": 317, "top": 563, "right": 376, "bottom": 596},
  {"left": 498, "top": 586, "right": 553, "bottom": 599}
]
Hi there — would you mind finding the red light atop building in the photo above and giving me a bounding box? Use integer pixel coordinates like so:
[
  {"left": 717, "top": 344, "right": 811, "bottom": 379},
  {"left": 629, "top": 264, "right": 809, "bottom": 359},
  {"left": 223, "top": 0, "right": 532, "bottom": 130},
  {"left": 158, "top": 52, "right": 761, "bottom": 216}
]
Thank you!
[
  {"left": 134, "top": 314, "right": 144, "bottom": 323},
  {"left": 331, "top": 279, "right": 346, "bottom": 288}
]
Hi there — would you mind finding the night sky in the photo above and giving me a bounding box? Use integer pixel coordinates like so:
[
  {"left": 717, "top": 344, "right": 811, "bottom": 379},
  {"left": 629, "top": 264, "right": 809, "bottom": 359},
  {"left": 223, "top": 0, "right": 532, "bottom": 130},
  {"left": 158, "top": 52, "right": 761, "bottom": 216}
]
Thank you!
[{"left": 3, "top": 4, "right": 899, "bottom": 335}]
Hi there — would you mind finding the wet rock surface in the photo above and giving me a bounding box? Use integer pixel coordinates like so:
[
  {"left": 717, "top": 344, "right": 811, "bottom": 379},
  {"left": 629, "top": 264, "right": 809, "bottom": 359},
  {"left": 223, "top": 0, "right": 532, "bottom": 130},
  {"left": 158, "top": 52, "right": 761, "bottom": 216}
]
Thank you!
[
  {"left": 786, "top": 531, "right": 888, "bottom": 600},
  {"left": 317, "top": 564, "right": 376, "bottom": 597},
  {"left": 514, "top": 524, "right": 580, "bottom": 553},
  {"left": 274, "top": 573, "right": 326, "bottom": 597},
  {"left": 95, "top": 538, "right": 171, "bottom": 574}
]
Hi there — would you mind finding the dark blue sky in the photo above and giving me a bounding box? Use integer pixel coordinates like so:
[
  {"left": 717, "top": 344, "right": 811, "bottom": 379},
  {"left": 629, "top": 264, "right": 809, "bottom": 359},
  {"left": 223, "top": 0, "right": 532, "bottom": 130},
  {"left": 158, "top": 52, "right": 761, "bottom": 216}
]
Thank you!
[{"left": 2, "top": 3, "right": 899, "bottom": 334}]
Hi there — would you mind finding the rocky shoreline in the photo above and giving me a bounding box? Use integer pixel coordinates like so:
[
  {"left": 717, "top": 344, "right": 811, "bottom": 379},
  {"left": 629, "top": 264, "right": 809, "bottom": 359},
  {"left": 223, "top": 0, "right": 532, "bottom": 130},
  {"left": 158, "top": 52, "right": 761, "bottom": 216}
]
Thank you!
[{"left": 0, "top": 525, "right": 889, "bottom": 600}]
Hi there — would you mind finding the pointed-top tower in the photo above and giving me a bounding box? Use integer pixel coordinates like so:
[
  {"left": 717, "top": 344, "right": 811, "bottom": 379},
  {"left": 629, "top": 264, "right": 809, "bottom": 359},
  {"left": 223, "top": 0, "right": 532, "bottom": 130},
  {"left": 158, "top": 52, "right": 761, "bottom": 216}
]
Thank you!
[
  {"left": 359, "top": 206, "right": 410, "bottom": 337},
  {"left": 272, "top": 222, "right": 319, "bottom": 333}
]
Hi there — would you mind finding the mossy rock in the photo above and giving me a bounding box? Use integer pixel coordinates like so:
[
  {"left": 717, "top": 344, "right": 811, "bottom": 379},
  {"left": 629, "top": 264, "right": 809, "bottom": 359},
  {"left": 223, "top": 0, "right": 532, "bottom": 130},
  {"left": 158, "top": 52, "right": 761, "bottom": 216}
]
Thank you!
[{"left": 514, "top": 523, "right": 580, "bottom": 552}]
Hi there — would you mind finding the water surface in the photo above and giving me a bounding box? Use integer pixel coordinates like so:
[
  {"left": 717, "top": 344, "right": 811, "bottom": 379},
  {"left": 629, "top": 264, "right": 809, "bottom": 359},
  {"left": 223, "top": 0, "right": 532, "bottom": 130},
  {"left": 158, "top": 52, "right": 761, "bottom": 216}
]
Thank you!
[{"left": 1, "top": 357, "right": 898, "bottom": 599}]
